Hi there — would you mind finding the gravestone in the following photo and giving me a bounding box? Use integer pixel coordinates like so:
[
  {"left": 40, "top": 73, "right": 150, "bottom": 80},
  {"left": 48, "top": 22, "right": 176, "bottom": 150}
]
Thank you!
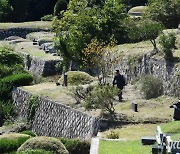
[{"left": 132, "top": 102, "right": 138, "bottom": 112}]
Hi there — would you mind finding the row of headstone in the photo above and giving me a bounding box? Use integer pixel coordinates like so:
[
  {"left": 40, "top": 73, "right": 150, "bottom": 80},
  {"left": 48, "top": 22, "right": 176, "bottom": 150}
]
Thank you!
[{"left": 32, "top": 39, "right": 57, "bottom": 56}]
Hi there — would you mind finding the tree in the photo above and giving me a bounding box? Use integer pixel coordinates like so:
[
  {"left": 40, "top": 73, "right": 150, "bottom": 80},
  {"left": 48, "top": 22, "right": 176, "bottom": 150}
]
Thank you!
[
  {"left": 0, "top": 0, "right": 13, "bottom": 22},
  {"left": 159, "top": 32, "right": 176, "bottom": 60},
  {"left": 144, "top": 0, "right": 180, "bottom": 28},
  {"left": 53, "top": 0, "right": 127, "bottom": 67},
  {"left": 54, "top": 0, "right": 68, "bottom": 16},
  {"left": 82, "top": 39, "right": 119, "bottom": 84},
  {"left": 128, "top": 19, "right": 163, "bottom": 50}
]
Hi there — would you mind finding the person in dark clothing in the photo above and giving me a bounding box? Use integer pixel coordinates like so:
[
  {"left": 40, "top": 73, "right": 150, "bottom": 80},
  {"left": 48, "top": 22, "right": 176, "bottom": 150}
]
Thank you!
[{"left": 113, "top": 70, "right": 125, "bottom": 102}]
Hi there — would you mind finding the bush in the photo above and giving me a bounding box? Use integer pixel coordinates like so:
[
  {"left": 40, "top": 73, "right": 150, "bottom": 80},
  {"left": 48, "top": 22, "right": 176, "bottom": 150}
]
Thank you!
[
  {"left": 19, "top": 130, "right": 36, "bottom": 137},
  {"left": 54, "top": 0, "right": 68, "bottom": 16},
  {"left": 58, "top": 71, "right": 94, "bottom": 86},
  {"left": 0, "top": 47, "right": 23, "bottom": 67},
  {"left": 0, "top": 100, "right": 15, "bottom": 126},
  {"left": 0, "top": 64, "right": 12, "bottom": 78},
  {"left": 60, "top": 138, "right": 90, "bottom": 154},
  {"left": 17, "top": 149, "right": 52, "bottom": 154},
  {"left": 141, "top": 75, "right": 163, "bottom": 99},
  {"left": 0, "top": 133, "right": 31, "bottom": 153},
  {"left": 84, "top": 84, "right": 119, "bottom": 115},
  {"left": 159, "top": 32, "right": 176, "bottom": 60},
  {"left": 0, "top": 73, "right": 33, "bottom": 100},
  {"left": 17, "top": 136, "right": 69, "bottom": 154},
  {"left": 106, "top": 131, "right": 119, "bottom": 139},
  {"left": 41, "top": 14, "right": 54, "bottom": 21}
]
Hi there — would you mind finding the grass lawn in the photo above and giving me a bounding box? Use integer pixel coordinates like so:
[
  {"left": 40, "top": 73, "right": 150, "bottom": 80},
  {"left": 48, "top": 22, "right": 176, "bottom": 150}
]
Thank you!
[
  {"left": 14, "top": 42, "right": 60, "bottom": 60},
  {"left": 100, "top": 121, "right": 180, "bottom": 154},
  {"left": 0, "top": 21, "right": 51, "bottom": 30},
  {"left": 99, "top": 140, "right": 151, "bottom": 154}
]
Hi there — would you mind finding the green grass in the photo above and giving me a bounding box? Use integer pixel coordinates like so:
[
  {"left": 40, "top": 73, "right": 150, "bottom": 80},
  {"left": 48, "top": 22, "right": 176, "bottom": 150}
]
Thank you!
[
  {"left": 99, "top": 140, "right": 151, "bottom": 154},
  {"left": 26, "top": 32, "right": 55, "bottom": 42},
  {"left": 161, "top": 121, "right": 180, "bottom": 140},
  {"left": 14, "top": 42, "right": 59, "bottom": 60},
  {"left": 100, "top": 121, "right": 180, "bottom": 154},
  {"left": 0, "top": 21, "right": 51, "bottom": 30}
]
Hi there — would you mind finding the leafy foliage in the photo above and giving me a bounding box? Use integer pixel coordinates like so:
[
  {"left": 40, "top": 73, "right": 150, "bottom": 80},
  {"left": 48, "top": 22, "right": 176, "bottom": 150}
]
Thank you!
[
  {"left": 141, "top": 75, "right": 163, "bottom": 99},
  {"left": 17, "top": 136, "right": 69, "bottom": 154},
  {"left": 0, "top": 133, "right": 31, "bottom": 153},
  {"left": 41, "top": 14, "right": 54, "bottom": 21},
  {"left": 54, "top": 0, "right": 68, "bottom": 16},
  {"left": 127, "top": 19, "right": 163, "bottom": 49},
  {"left": 19, "top": 130, "right": 36, "bottom": 137},
  {"left": 27, "top": 96, "right": 39, "bottom": 124},
  {"left": 60, "top": 138, "right": 90, "bottom": 154},
  {"left": 144, "top": 0, "right": 180, "bottom": 28},
  {"left": 17, "top": 149, "right": 52, "bottom": 154},
  {"left": 159, "top": 32, "right": 176, "bottom": 60},
  {"left": 82, "top": 39, "right": 119, "bottom": 84},
  {"left": 0, "top": 100, "right": 15, "bottom": 126},
  {"left": 0, "top": 0, "right": 13, "bottom": 21},
  {"left": 84, "top": 84, "right": 119, "bottom": 114},
  {"left": 58, "top": 71, "right": 94, "bottom": 86},
  {"left": 0, "top": 73, "right": 33, "bottom": 101},
  {"left": 53, "top": 0, "right": 127, "bottom": 66},
  {"left": 0, "top": 47, "right": 23, "bottom": 67},
  {"left": 106, "top": 131, "right": 119, "bottom": 139}
]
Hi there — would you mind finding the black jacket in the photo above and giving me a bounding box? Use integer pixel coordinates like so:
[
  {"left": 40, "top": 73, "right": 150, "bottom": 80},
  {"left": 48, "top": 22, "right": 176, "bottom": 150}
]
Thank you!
[{"left": 113, "top": 74, "right": 125, "bottom": 89}]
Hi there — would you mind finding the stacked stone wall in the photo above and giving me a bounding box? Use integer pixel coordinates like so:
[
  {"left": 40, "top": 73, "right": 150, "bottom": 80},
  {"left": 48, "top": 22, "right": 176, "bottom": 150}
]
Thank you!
[
  {"left": 117, "top": 55, "right": 180, "bottom": 97},
  {"left": 0, "top": 28, "right": 49, "bottom": 40},
  {"left": 17, "top": 51, "right": 60, "bottom": 77},
  {"left": 12, "top": 88, "right": 100, "bottom": 140}
]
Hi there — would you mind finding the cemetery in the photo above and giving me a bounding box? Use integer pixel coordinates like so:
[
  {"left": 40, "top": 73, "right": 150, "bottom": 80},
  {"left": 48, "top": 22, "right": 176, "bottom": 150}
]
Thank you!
[{"left": 0, "top": 0, "right": 180, "bottom": 154}]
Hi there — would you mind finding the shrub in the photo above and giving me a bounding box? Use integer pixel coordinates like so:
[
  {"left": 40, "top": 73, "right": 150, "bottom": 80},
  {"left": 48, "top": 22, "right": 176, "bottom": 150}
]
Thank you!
[
  {"left": 0, "top": 64, "right": 12, "bottom": 78},
  {"left": 70, "top": 85, "right": 94, "bottom": 103},
  {"left": 106, "top": 131, "right": 119, "bottom": 139},
  {"left": 0, "top": 47, "right": 23, "bottom": 67},
  {"left": 17, "top": 149, "right": 52, "bottom": 154},
  {"left": 58, "top": 71, "right": 94, "bottom": 86},
  {"left": 17, "top": 136, "right": 69, "bottom": 154},
  {"left": 0, "top": 73, "right": 33, "bottom": 100},
  {"left": 19, "top": 130, "right": 36, "bottom": 137},
  {"left": 141, "top": 75, "right": 163, "bottom": 99},
  {"left": 0, "top": 133, "right": 31, "bottom": 153},
  {"left": 41, "top": 14, "right": 54, "bottom": 21},
  {"left": 159, "top": 32, "right": 176, "bottom": 60},
  {"left": 60, "top": 138, "right": 90, "bottom": 154},
  {"left": 84, "top": 84, "right": 119, "bottom": 115},
  {"left": 0, "top": 100, "right": 15, "bottom": 126}
]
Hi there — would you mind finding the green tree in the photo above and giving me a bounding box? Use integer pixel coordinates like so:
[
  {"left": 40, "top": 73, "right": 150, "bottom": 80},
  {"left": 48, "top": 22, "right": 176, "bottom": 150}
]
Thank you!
[
  {"left": 144, "top": 0, "right": 180, "bottom": 28},
  {"left": 54, "top": 0, "right": 68, "bottom": 16},
  {"left": 53, "top": 0, "right": 127, "bottom": 67},
  {"left": 159, "top": 32, "right": 176, "bottom": 60},
  {"left": 0, "top": 0, "right": 13, "bottom": 22},
  {"left": 128, "top": 19, "right": 163, "bottom": 50}
]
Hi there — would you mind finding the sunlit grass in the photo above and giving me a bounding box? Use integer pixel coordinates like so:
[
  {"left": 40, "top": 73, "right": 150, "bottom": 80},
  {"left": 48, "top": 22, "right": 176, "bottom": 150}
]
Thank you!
[
  {"left": 99, "top": 140, "right": 152, "bottom": 154},
  {"left": 0, "top": 21, "right": 51, "bottom": 30}
]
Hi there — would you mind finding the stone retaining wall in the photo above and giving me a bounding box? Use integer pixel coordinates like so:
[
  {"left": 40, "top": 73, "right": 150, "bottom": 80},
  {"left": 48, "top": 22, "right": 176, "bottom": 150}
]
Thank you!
[
  {"left": 117, "top": 54, "right": 180, "bottom": 97},
  {"left": 18, "top": 51, "right": 60, "bottom": 76},
  {"left": 0, "top": 28, "right": 49, "bottom": 40},
  {"left": 12, "top": 88, "right": 100, "bottom": 140}
]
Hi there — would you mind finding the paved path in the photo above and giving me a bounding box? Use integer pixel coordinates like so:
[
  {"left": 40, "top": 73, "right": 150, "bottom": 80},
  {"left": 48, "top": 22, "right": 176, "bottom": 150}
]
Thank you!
[{"left": 90, "top": 137, "right": 100, "bottom": 154}]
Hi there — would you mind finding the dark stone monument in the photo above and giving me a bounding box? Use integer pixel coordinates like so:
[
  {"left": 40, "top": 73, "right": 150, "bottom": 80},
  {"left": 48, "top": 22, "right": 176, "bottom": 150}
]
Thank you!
[
  {"left": 170, "top": 100, "right": 180, "bottom": 120},
  {"left": 63, "top": 74, "right": 67, "bottom": 86},
  {"left": 132, "top": 102, "right": 138, "bottom": 112}
]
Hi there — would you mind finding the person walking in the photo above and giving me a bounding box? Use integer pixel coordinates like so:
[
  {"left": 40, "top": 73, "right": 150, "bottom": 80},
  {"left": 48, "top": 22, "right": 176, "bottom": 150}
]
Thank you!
[{"left": 112, "top": 70, "right": 126, "bottom": 102}]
